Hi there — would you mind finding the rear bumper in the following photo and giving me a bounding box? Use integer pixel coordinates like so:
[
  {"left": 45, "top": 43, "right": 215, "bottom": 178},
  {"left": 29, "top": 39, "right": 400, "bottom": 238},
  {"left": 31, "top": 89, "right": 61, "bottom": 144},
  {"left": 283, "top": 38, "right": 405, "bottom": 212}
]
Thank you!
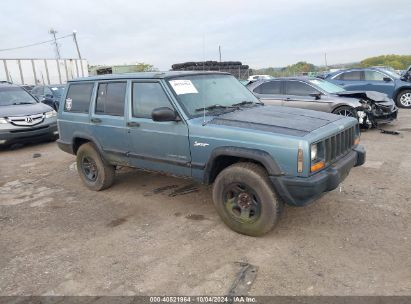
[
  {"left": 0, "top": 123, "right": 58, "bottom": 146},
  {"left": 270, "top": 145, "right": 366, "bottom": 206}
]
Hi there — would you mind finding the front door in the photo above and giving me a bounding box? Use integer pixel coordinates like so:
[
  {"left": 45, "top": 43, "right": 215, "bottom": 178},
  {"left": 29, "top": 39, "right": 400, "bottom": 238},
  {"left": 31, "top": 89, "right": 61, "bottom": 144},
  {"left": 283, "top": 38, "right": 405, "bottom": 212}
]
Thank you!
[
  {"left": 127, "top": 80, "right": 191, "bottom": 176},
  {"left": 283, "top": 80, "right": 328, "bottom": 112},
  {"left": 363, "top": 70, "right": 395, "bottom": 96}
]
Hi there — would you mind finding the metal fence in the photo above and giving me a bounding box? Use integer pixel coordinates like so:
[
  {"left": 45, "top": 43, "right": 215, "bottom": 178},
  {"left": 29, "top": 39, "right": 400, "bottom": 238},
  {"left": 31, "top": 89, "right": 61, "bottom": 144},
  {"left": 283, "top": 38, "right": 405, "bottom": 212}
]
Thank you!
[{"left": 0, "top": 58, "right": 88, "bottom": 85}]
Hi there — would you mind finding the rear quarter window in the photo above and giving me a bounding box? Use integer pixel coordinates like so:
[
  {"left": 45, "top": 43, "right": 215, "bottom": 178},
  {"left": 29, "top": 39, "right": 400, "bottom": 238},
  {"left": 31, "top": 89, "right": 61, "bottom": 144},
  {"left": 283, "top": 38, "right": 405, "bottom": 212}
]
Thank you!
[{"left": 64, "top": 83, "right": 94, "bottom": 113}]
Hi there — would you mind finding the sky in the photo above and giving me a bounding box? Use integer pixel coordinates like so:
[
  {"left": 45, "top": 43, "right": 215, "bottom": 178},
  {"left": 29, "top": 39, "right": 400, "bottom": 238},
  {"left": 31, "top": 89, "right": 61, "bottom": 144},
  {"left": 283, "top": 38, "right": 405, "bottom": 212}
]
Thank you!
[{"left": 0, "top": 0, "right": 410, "bottom": 70}]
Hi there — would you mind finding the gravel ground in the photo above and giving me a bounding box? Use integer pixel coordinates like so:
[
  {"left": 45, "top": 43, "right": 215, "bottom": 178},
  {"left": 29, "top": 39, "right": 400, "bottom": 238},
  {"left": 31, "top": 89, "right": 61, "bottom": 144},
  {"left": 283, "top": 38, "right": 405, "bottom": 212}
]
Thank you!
[{"left": 0, "top": 111, "right": 410, "bottom": 296}]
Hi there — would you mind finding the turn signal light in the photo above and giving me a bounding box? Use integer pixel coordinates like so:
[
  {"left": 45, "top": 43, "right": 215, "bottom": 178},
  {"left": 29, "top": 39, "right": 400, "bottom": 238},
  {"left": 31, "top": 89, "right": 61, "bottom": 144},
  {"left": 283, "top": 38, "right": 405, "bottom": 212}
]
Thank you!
[
  {"left": 297, "top": 147, "right": 304, "bottom": 173},
  {"left": 311, "top": 161, "right": 325, "bottom": 172}
]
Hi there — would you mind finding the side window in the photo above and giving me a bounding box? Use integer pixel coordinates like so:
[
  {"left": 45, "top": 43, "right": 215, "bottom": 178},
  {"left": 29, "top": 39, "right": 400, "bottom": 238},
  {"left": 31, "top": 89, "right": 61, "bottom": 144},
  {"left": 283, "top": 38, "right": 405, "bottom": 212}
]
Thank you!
[
  {"left": 95, "top": 82, "right": 126, "bottom": 116},
  {"left": 64, "top": 83, "right": 94, "bottom": 113},
  {"left": 32, "top": 87, "right": 42, "bottom": 96},
  {"left": 132, "top": 82, "right": 172, "bottom": 118},
  {"left": 364, "top": 70, "right": 385, "bottom": 81},
  {"left": 44, "top": 87, "right": 53, "bottom": 96},
  {"left": 339, "top": 71, "right": 362, "bottom": 81},
  {"left": 286, "top": 81, "right": 318, "bottom": 96},
  {"left": 254, "top": 81, "right": 281, "bottom": 94}
]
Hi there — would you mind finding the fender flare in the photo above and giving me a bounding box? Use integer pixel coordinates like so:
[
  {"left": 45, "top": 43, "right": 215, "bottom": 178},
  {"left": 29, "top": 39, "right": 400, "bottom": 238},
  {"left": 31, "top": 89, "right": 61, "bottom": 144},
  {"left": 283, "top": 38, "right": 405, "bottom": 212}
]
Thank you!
[
  {"left": 203, "top": 146, "right": 283, "bottom": 184},
  {"left": 393, "top": 86, "right": 411, "bottom": 100},
  {"left": 71, "top": 132, "right": 106, "bottom": 158}
]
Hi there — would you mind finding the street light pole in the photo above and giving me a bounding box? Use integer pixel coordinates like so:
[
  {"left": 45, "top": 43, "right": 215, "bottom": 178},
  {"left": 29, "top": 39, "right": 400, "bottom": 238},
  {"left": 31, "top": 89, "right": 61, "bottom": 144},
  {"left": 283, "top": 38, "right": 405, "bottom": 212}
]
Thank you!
[
  {"left": 49, "top": 28, "right": 61, "bottom": 59},
  {"left": 72, "top": 30, "right": 82, "bottom": 59}
]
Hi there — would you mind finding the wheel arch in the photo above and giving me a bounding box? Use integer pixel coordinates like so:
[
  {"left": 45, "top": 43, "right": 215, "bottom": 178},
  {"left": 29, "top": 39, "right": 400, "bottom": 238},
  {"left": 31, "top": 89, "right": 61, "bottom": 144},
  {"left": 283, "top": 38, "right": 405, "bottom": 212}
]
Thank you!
[
  {"left": 71, "top": 132, "right": 104, "bottom": 156},
  {"left": 393, "top": 86, "right": 411, "bottom": 101},
  {"left": 203, "top": 146, "right": 283, "bottom": 185}
]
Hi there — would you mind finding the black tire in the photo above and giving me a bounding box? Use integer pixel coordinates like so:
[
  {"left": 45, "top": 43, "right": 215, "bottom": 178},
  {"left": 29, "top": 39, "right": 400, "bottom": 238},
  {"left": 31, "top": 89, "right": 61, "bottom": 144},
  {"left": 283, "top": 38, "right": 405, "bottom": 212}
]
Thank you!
[
  {"left": 76, "top": 143, "right": 115, "bottom": 191},
  {"left": 212, "top": 162, "right": 283, "bottom": 236},
  {"left": 332, "top": 105, "right": 357, "bottom": 118},
  {"left": 396, "top": 90, "right": 411, "bottom": 108}
]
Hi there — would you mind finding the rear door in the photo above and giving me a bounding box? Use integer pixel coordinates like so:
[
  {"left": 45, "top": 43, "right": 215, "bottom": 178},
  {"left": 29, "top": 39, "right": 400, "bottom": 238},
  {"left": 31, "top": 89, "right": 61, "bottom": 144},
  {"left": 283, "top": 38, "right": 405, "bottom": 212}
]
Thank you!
[
  {"left": 252, "top": 80, "right": 284, "bottom": 106},
  {"left": 127, "top": 80, "right": 191, "bottom": 176},
  {"left": 90, "top": 81, "right": 129, "bottom": 165},
  {"left": 283, "top": 80, "right": 327, "bottom": 111},
  {"left": 363, "top": 70, "right": 395, "bottom": 96}
]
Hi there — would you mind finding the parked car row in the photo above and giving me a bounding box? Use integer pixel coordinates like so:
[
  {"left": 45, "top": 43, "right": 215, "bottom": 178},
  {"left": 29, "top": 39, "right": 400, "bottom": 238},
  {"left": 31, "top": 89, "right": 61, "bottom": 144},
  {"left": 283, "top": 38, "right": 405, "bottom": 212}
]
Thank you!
[
  {"left": 246, "top": 77, "right": 398, "bottom": 128},
  {"left": 321, "top": 67, "right": 411, "bottom": 109}
]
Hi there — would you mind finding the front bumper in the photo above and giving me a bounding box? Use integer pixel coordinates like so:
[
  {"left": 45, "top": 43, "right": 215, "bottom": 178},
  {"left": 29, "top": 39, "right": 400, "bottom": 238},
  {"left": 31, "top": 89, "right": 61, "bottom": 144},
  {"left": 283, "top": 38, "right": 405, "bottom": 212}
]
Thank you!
[
  {"left": 0, "top": 122, "right": 58, "bottom": 146},
  {"left": 270, "top": 145, "right": 366, "bottom": 206}
]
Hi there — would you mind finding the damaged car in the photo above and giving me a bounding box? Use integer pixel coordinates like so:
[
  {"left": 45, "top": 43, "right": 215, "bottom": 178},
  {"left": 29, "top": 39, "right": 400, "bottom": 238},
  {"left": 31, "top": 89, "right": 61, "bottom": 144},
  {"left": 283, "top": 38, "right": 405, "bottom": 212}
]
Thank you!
[{"left": 247, "top": 77, "right": 398, "bottom": 128}]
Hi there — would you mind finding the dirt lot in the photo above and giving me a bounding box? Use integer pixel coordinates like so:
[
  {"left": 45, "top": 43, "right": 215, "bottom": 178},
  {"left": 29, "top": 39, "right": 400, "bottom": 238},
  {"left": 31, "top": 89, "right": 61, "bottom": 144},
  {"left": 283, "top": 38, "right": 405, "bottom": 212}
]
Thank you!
[{"left": 0, "top": 111, "right": 410, "bottom": 296}]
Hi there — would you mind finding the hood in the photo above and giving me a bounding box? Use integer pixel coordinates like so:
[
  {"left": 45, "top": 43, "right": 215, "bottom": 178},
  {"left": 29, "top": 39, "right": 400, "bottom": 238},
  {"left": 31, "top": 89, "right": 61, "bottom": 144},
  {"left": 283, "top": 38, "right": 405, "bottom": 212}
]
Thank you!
[
  {"left": 0, "top": 102, "right": 53, "bottom": 117},
  {"left": 335, "top": 90, "right": 391, "bottom": 102},
  {"left": 209, "top": 105, "right": 344, "bottom": 137}
]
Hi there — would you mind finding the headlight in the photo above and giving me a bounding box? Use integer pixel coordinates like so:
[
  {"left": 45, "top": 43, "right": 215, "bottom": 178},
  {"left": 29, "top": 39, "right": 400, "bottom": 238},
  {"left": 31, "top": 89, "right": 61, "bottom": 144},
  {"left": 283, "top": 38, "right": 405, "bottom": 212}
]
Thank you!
[
  {"left": 311, "top": 144, "right": 318, "bottom": 161},
  {"left": 45, "top": 110, "right": 57, "bottom": 118},
  {"left": 0, "top": 118, "right": 8, "bottom": 124}
]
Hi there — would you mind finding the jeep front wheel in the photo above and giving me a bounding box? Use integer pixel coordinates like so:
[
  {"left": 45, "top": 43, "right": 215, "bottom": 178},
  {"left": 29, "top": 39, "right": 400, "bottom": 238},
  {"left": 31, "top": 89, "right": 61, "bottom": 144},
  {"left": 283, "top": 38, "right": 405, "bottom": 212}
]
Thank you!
[
  {"left": 212, "top": 162, "right": 283, "bottom": 236},
  {"left": 76, "top": 143, "right": 115, "bottom": 191}
]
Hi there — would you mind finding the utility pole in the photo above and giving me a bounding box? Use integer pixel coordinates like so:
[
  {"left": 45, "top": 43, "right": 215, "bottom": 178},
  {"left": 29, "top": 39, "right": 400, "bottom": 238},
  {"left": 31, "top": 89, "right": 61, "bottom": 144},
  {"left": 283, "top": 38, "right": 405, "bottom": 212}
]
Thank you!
[
  {"left": 49, "top": 28, "right": 61, "bottom": 59},
  {"left": 72, "top": 30, "right": 82, "bottom": 59},
  {"left": 324, "top": 52, "right": 328, "bottom": 70},
  {"left": 219, "top": 45, "right": 222, "bottom": 63}
]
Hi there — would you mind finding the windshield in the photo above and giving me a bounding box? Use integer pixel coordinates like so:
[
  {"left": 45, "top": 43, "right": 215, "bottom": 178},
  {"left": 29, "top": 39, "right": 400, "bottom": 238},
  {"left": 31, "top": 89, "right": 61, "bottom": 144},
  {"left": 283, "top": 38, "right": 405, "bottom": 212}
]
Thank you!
[
  {"left": 309, "top": 78, "right": 345, "bottom": 94},
  {"left": 50, "top": 86, "right": 65, "bottom": 98},
  {"left": 379, "top": 69, "right": 400, "bottom": 79},
  {"left": 0, "top": 86, "right": 37, "bottom": 106},
  {"left": 167, "top": 74, "right": 259, "bottom": 117}
]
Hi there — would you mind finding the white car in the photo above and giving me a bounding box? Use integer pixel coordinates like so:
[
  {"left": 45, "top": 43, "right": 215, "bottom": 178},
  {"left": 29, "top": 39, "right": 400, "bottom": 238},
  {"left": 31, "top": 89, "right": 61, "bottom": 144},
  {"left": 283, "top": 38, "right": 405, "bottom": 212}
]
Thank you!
[{"left": 248, "top": 75, "right": 273, "bottom": 81}]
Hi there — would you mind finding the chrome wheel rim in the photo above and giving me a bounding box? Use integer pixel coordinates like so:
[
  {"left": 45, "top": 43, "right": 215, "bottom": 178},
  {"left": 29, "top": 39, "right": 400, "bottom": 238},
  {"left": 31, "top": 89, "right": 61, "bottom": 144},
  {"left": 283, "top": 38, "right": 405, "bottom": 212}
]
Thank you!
[
  {"left": 400, "top": 93, "right": 411, "bottom": 107},
  {"left": 335, "top": 108, "right": 354, "bottom": 117}
]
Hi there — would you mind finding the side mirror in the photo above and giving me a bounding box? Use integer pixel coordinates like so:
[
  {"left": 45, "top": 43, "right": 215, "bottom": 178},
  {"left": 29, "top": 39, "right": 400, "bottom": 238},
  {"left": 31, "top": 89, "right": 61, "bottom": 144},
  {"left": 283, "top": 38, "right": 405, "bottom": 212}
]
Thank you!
[
  {"left": 309, "top": 92, "right": 322, "bottom": 100},
  {"left": 151, "top": 107, "right": 180, "bottom": 122},
  {"left": 383, "top": 77, "right": 392, "bottom": 82},
  {"left": 45, "top": 94, "right": 54, "bottom": 100}
]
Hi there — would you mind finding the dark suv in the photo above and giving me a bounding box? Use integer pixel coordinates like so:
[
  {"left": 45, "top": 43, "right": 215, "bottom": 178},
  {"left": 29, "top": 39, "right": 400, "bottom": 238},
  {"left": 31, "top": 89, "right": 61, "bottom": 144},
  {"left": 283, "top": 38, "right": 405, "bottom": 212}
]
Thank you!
[
  {"left": 324, "top": 67, "right": 411, "bottom": 108},
  {"left": 31, "top": 85, "right": 65, "bottom": 111}
]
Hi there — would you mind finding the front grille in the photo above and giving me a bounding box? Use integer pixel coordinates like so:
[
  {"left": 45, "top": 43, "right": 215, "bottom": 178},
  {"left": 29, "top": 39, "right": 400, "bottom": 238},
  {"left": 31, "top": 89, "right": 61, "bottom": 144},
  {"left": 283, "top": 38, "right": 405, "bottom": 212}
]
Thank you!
[
  {"left": 9, "top": 125, "right": 49, "bottom": 133},
  {"left": 323, "top": 126, "right": 356, "bottom": 164},
  {"left": 7, "top": 113, "right": 44, "bottom": 126}
]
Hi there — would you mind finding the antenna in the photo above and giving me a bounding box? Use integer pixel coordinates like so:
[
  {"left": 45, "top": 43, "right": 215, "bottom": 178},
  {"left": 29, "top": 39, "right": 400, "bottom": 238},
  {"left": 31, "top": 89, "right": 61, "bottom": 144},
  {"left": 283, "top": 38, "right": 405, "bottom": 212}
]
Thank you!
[{"left": 202, "top": 34, "right": 206, "bottom": 125}]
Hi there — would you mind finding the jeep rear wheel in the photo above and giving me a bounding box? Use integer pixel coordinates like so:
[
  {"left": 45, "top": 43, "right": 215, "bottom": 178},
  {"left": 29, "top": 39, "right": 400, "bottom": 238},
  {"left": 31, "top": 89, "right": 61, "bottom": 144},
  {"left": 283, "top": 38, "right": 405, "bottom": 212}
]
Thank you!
[
  {"left": 396, "top": 90, "right": 411, "bottom": 108},
  {"left": 212, "top": 162, "right": 283, "bottom": 236},
  {"left": 76, "top": 143, "right": 115, "bottom": 191}
]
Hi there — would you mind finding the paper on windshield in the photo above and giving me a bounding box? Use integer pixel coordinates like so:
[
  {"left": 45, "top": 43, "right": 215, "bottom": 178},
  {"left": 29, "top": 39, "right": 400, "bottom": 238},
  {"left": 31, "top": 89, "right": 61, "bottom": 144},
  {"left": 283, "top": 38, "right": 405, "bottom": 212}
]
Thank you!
[{"left": 169, "top": 80, "right": 198, "bottom": 95}]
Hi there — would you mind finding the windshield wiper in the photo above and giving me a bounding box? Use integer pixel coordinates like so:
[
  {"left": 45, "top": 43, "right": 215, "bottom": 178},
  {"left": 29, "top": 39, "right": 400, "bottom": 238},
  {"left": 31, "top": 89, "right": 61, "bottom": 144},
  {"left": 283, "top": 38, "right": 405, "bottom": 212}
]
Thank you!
[
  {"left": 231, "top": 100, "right": 263, "bottom": 107},
  {"left": 195, "top": 104, "right": 238, "bottom": 112}
]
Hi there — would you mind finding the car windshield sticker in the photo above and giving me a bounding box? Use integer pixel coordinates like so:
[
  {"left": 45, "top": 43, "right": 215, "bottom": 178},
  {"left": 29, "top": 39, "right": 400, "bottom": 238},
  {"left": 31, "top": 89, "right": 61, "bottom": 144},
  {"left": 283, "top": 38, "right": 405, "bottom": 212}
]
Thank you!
[
  {"left": 65, "top": 98, "right": 72, "bottom": 111},
  {"left": 51, "top": 87, "right": 58, "bottom": 90},
  {"left": 169, "top": 80, "right": 198, "bottom": 95}
]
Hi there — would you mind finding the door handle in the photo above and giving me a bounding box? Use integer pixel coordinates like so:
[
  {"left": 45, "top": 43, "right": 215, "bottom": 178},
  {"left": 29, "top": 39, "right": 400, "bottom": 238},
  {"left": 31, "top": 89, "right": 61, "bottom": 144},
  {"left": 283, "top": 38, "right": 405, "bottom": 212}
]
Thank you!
[
  {"left": 127, "top": 122, "right": 140, "bottom": 127},
  {"left": 91, "top": 118, "right": 102, "bottom": 123}
]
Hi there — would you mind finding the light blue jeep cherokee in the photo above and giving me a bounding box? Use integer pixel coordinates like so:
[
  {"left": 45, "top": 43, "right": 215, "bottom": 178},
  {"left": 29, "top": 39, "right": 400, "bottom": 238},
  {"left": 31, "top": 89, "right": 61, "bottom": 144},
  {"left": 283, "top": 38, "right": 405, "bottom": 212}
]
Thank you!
[{"left": 57, "top": 72, "right": 365, "bottom": 236}]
